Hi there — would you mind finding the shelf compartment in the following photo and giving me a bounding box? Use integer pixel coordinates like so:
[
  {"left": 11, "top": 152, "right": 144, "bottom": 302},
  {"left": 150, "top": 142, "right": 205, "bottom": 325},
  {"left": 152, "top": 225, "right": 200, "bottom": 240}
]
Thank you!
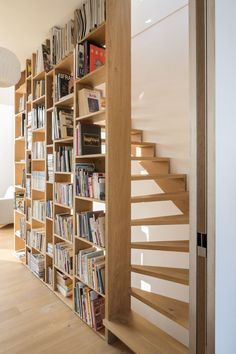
[
  {"left": 75, "top": 65, "right": 105, "bottom": 87},
  {"left": 54, "top": 93, "right": 74, "bottom": 107},
  {"left": 75, "top": 196, "right": 105, "bottom": 204},
  {"left": 75, "top": 110, "right": 106, "bottom": 123},
  {"left": 79, "top": 22, "right": 105, "bottom": 46},
  {"left": 54, "top": 233, "right": 73, "bottom": 245},
  {"left": 74, "top": 275, "right": 105, "bottom": 298},
  {"left": 75, "top": 235, "right": 105, "bottom": 250}
]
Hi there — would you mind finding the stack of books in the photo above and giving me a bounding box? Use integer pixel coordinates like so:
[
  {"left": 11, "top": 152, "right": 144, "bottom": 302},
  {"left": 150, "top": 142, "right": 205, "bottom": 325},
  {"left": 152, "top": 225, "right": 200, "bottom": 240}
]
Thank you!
[
  {"left": 76, "top": 211, "right": 105, "bottom": 248},
  {"left": 55, "top": 213, "right": 73, "bottom": 242},
  {"left": 50, "top": 20, "right": 74, "bottom": 65},
  {"left": 74, "top": 0, "right": 106, "bottom": 42},
  {"left": 56, "top": 270, "right": 73, "bottom": 298},
  {"left": 75, "top": 163, "right": 105, "bottom": 200},
  {"left": 54, "top": 243, "right": 73, "bottom": 275},
  {"left": 54, "top": 182, "right": 73, "bottom": 207},
  {"left": 14, "top": 192, "right": 25, "bottom": 213},
  {"left": 47, "top": 154, "right": 54, "bottom": 182},
  {"left": 74, "top": 282, "right": 105, "bottom": 331},
  {"left": 75, "top": 42, "right": 105, "bottom": 79},
  {"left": 26, "top": 178, "right": 31, "bottom": 198},
  {"left": 75, "top": 247, "right": 105, "bottom": 294},
  {"left": 75, "top": 123, "right": 101, "bottom": 156},
  {"left": 32, "top": 106, "right": 45, "bottom": 130},
  {"left": 27, "top": 228, "right": 45, "bottom": 252},
  {"left": 55, "top": 146, "right": 73, "bottom": 172},
  {"left": 28, "top": 253, "right": 45, "bottom": 279},
  {"left": 32, "top": 141, "right": 45, "bottom": 160},
  {"left": 34, "top": 80, "right": 45, "bottom": 99},
  {"left": 32, "top": 200, "right": 45, "bottom": 221},
  {"left": 32, "top": 171, "right": 45, "bottom": 191},
  {"left": 46, "top": 200, "right": 53, "bottom": 219},
  {"left": 55, "top": 73, "right": 73, "bottom": 101},
  {"left": 52, "top": 107, "right": 73, "bottom": 140}
]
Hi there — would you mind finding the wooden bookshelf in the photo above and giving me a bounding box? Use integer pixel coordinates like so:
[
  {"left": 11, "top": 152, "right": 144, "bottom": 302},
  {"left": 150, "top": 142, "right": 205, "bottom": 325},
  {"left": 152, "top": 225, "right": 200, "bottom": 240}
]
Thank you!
[{"left": 14, "top": 0, "right": 131, "bottom": 347}]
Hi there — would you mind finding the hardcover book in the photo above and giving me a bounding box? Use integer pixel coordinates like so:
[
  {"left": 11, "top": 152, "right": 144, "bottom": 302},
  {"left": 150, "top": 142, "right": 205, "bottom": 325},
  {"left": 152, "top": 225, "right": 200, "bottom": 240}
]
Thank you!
[{"left": 76, "top": 123, "right": 101, "bottom": 156}]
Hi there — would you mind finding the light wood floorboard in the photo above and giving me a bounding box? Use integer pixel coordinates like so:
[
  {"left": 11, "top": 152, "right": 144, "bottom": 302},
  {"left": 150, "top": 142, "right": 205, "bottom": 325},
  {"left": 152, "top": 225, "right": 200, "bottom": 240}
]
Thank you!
[{"left": 0, "top": 225, "right": 131, "bottom": 354}]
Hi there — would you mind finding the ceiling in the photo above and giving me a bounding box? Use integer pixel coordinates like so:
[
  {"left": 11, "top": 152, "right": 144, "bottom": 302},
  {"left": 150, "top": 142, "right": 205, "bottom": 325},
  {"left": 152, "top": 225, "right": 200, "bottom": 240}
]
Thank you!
[{"left": 0, "top": 0, "right": 188, "bottom": 105}]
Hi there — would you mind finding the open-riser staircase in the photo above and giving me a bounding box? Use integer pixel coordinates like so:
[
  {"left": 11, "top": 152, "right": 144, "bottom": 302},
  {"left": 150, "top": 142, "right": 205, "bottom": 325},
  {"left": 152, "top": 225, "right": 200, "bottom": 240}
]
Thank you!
[{"left": 105, "top": 129, "right": 189, "bottom": 353}]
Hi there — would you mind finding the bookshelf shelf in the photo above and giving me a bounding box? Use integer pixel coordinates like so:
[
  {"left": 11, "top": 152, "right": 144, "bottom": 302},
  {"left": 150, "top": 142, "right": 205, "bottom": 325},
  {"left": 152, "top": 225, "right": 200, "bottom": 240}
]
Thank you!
[
  {"left": 75, "top": 235, "right": 105, "bottom": 250},
  {"left": 75, "top": 196, "right": 105, "bottom": 204},
  {"left": 74, "top": 275, "right": 105, "bottom": 298},
  {"left": 75, "top": 65, "right": 105, "bottom": 87},
  {"left": 54, "top": 234, "right": 73, "bottom": 244},
  {"left": 14, "top": 1, "right": 131, "bottom": 348},
  {"left": 76, "top": 110, "right": 106, "bottom": 123}
]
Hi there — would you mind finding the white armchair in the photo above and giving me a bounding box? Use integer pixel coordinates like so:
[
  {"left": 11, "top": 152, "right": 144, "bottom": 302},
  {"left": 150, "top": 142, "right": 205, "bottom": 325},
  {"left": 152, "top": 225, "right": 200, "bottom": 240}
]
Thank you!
[{"left": 0, "top": 186, "right": 14, "bottom": 225}]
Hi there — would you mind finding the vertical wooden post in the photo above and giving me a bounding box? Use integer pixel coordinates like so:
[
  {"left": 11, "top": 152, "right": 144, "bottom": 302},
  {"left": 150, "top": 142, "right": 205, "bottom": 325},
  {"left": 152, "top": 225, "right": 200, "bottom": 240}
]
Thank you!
[{"left": 105, "top": 0, "right": 131, "bottom": 324}]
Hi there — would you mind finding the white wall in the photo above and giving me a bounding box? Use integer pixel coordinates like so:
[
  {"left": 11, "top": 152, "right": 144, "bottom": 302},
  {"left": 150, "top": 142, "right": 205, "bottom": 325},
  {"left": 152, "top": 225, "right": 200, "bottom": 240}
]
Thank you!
[
  {"left": 0, "top": 87, "right": 14, "bottom": 197},
  {"left": 215, "top": 1, "right": 236, "bottom": 353},
  {"left": 131, "top": 3, "right": 189, "bottom": 346}
]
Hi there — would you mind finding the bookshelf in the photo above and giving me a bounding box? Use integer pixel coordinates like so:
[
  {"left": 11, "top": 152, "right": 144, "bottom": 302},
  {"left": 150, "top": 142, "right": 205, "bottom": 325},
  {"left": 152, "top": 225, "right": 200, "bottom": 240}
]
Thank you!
[{"left": 14, "top": 0, "right": 131, "bottom": 343}]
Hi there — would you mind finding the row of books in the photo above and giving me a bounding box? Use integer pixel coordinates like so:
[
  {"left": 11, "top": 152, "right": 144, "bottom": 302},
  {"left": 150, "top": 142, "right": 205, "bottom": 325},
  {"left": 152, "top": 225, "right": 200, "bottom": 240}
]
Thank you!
[
  {"left": 50, "top": 20, "right": 74, "bottom": 66},
  {"left": 47, "top": 154, "right": 54, "bottom": 182},
  {"left": 26, "top": 228, "right": 45, "bottom": 253},
  {"left": 26, "top": 206, "right": 32, "bottom": 222},
  {"left": 55, "top": 146, "right": 73, "bottom": 172},
  {"left": 74, "top": 0, "right": 106, "bottom": 42},
  {"left": 75, "top": 123, "right": 101, "bottom": 156},
  {"left": 75, "top": 163, "right": 105, "bottom": 200},
  {"left": 26, "top": 178, "right": 31, "bottom": 198},
  {"left": 75, "top": 42, "right": 105, "bottom": 79},
  {"left": 76, "top": 211, "right": 105, "bottom": 248},
  {"left": 32, "top": 200, "right": 45, "bottom": 221},
  {"left": 56, "top": 270, "right": 73, "bottom": 298},
  {"left": 31, "top": 106, "right": 45, "bottom": 130},
  {"left": 27, "top": 127, "right": 32, "bottom": 150},
  {"left": 54, "top": 182, "right": 73, "bottom": 207},
  {"left": 47, "top": 242, "right": 53, "bottom": 256},
  {"left": 55, "top": 73, "right": 73, "bottom": 102},
  {"left": 21, "top": 169, "right": 26, "bottom": 189},
  {"left": 54, "top": 242, "right": 73, "bottom": 275},
  {"left": 34, "top": 80, "right": 45, "bottom": 99},
  {"left": 17, "top": 113, "right": 26, "bottom": 137},
  {"left": 46, "top": 200, "right": 53, "bottom": 219},
  {"left": 74, "top": 282, "right": 105, "bottom": 331},
  {"left": 47, "top": 266, "right": 53, "bottom": 286},
  {"left": 54, "top": 213, "right": 73, "bottom": 242},
  {"left": 52, "top": 107, "right": 73, "bottom": 140},
  {"left": 28, "top": 251, "right": 45, "bottom": 279},
  {"left": 32, "top": 171, "right": 45, "bottom": 191},
  {"left": 17, "top": 217, "right": 26, "bottom": 239},
  {"left": 32, "top": 141, "right": 45, "bottom": 160},
  {"left": 14, "top": 192, "right": 25, "bottom": 214},
  {"left": 35, "top": 42, "right": 51, "bottom": 74},
  {"left": 75, "top": 247, "right": 105, "bottom": 294}
]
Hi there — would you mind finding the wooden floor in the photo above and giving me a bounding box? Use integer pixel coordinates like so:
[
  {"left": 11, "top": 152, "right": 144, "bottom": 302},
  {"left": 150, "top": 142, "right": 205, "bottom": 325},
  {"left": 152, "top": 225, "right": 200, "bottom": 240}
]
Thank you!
[{"left": 0, "top": 225, "right": 131, "bottom": 354}]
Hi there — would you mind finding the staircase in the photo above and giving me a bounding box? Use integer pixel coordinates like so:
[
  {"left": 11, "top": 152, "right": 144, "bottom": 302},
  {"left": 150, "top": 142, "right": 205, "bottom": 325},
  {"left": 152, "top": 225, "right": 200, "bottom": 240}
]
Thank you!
[{"left": 104, "top": 128, "right": 189, "bottom": 353}]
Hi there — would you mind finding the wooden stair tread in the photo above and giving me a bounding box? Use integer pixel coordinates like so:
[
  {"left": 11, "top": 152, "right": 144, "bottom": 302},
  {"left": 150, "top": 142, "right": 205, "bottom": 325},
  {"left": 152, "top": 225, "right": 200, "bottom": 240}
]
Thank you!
[
  {"left": 103, "top": 311, "right": 188, "bottom": 354},
  {"left": 131, "top": 156, "right": 170, "bottom": 162},
  {"left": 131, "top": 192, "right": 188, "bottom": 203},
  {"left": 131, "top": 214, "right": 189, "bottom": 226},
  {"left": 131, "top": 174, "right": 186, "bottom": 181},
  {"left": 131, "top": 265, "right": 189, "bottom": 285},
  {"left": 130, "top": 141, "right": 155, "bottom": 147},
  {"left": 131, "top": 129, "right": 143, "bottom": 134},
  {"left": 131, "top": 240, "right": 189, "bottom": 252},
  {"left": 131, "top": 288, "right": 189, "bottom": 329}
]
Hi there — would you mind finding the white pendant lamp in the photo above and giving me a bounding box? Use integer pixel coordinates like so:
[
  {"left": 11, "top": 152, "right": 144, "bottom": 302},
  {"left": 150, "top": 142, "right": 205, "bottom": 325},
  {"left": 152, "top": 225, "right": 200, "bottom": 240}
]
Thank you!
[{"left": 0, "top": 47, "right": 21, "bottom": 87}]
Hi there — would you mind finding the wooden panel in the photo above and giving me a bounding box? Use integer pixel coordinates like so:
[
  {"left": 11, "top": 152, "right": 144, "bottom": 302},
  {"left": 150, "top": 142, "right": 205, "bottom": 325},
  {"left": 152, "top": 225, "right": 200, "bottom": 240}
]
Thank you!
[
  {"left": 105, "top": 0, "right": 131, "bottom": 322},
  {"left": 131, "top": 288, "right": 189, "bottom": 329},
  {"left": 131, "top": 240, "right": 189, "bottom": 252},
  {"left": 131, "top": 214, "right": 189, "bottom": 226}
]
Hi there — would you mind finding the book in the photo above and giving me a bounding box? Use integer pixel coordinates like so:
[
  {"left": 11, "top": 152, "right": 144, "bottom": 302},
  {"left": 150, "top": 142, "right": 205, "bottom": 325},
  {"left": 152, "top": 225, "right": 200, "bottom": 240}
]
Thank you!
[
  {"left": 32, "top": 141, "right": 45, "bottom": 160},
  {"left": 27, "top": 228, "right": 45, "bottom": 253},
  {"left": 89, "top": 43, "right": 105, "bottom": 72},
  {"left": 76, "top": 123, "right": 101, "bottom": 156},
  {"left": 54, "top": 242, "right": 73, "bottom": 275},
  {"left": 55, "top": 146, "right": 73, "bottom": 172},
  {"left": 54, "top": 182, "right": 73, "bottom": 207},
  {"left": 32, "top": 200, "right": 46, "bottom": 221},
  {"left": 74, "top": 281, "right": 105, "bottom": 331},
  {"left": 53, "top": 107, "right": 73, "bottom": 140},
  {"left": 34, "top": 80, "right": 45, "bottom": 99},
  {"left": 55, "top": 213, "right": 74, "bottom": 242},
  {"left": 32, "top": 106, "right": 45, "bottom": 130},
  {"left": 14, "top": 192, "right": 25, "bottom": 213},
  {"left": 47, "top": 154, "right": 54, "bottom": 182},
  {"left": 75, "top": 164, "right": 105, "bottom": 200},
  {"left": 78, "top": 88, "right": 102, "bottom": 116},
  {"left": 46, "top": 200, "right": 53, "bottom": 219},
  {"left": 35, "top": 42, "right": 52, "bottom": 74},
  {"left": 76, "top": 210, "right": 105, "bottom": 247},
  {"left": 32, "top": 171, "right": 45, "bottom": 191},
  {"left": 55, "top": 73, "right": 73, "bottom": 101},
  {"left": 50, "top": 20, "right": 75, "bottom": 65}
]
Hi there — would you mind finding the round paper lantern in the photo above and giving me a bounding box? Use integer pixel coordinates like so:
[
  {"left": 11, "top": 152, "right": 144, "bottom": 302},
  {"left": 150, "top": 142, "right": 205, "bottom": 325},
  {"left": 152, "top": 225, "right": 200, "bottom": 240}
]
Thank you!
[{"left": 0, "top": 47, "right": 21, "bottom": 87}]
